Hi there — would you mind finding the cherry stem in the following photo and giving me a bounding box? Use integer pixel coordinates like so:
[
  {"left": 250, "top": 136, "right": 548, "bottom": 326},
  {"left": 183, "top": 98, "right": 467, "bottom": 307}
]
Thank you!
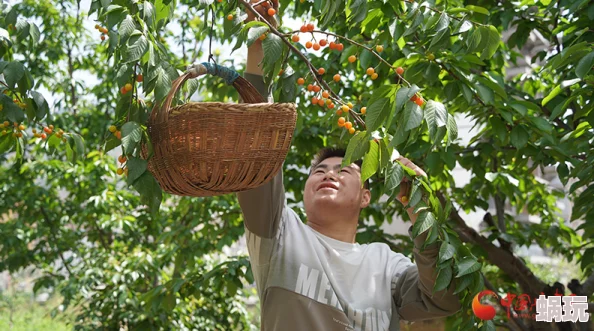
[{"left": 238, "top": 0, "right": 366, "bottom": 129}]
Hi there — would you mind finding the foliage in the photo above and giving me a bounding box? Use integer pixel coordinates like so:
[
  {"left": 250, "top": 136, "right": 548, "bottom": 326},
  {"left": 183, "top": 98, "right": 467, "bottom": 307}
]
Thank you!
[
  {"left": 0, "top": 0, "right": 592, "bottom": 329},
  {"left": 0, "top": 292, "right": 71, "bottom": 331}
]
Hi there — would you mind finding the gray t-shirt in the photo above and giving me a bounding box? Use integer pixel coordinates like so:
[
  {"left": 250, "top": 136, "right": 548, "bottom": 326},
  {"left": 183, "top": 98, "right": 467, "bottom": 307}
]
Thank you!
[{"left": 237, "top": 169, "right": 460, "bottom": 331}]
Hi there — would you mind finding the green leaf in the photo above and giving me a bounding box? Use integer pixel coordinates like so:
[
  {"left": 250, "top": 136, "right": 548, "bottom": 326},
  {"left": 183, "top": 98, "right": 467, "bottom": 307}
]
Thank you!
[
  {"left": 434, "top": 13, "right": 450, "bottom": 32},
  {"left": 434, "top": 265, "right": 453, "bottom": 292},
  {"left": 29, "top": 23, "right": 40, "bottom": 43},
  {"left": 454, "top": 274, "right": 474, "bottom": 294},
  {"left": 408, "top": 181, "right": 423, "bottom": 207},
  {"left": 446, "top": 115, "right": 458, "bottom": 147},
  {"left": 30, "top": 91, "right": 49, "bottom": 120},
  {"left": 385, "top": 162, "right": 404, "bottom": 193},
  {"left": 247, "top": 26, "right": 269, "bottom": 47},
  {"left": 410, "top": 202, "right": 429, "bottom": 215},
  {"left": 456, "top": 257, "right": 482, "bottom": 277},
  {"left": 151, "top": 64, "right": 173, "bottom": 102},
  {"left": 510, "top": 125, "right": 529, "bottom": 148},
  {"left": 477, "top": 76, "right": 506, "bottom": 99},
  {"left": 3, "top": 61, "right": 25, "bottom": 88},
  {"left": 424, "top": 62, "right": 441, "bottom": 82},
  {"left": 48, "top": 134, "right": 61, "bottom": 149},
  {"left": 403, "top": 101, "right": 423, "bottom": 131},
  {"left": 0, "top": 95, "right": 24, "bottom": 123},
  {"left": 424, "top": 100, "right": 448, "bottom": 139},
  {"left": 119, "top": 15, "right": 135, "bottom": 42},
  {"left": 576, "top": 51, "right": 594, "bottom": 78},
  {"left": 466, "top": 5, "right": 490, "bottom": 15},
  {"left": 121, "top": 122, "right": 143, "bottom": 154},
  {"left": 262, "top": 33, "right": 283, "bottom": 66},
  {"left": 457, "top": 20, "right": 472, "bottom": 33},
  {"left": 366, "top": 98, "right": 391, "bottom": 132},
  {"left": 480, "top": 320, "right": 496, "bottom": 331},
  {"left": 104, "top": 135, "right": 120, "bottom": 154},
  {"left": 403, "top": 62, "right": 428, "bottom": 84},
  {"left": 379, "top": 138, "right": 391, "bottom": 171},
  {"left": 395, "top": 87, "right": 409, "bottom": 115},
  {"left": 133, "top": 172, "right": 162, "bottom": 214},
  {"left": 480, "top": 25, "right": 500, "bottom": 59},
  {"left": 403, "top": 11, "right": 424, "bottom": 37},
  {"left": 348, "top": 0, "right": 368, "bottom": 24},
  {"left": 143, "top": 2, "right": 156, "bottom": 27},
  {"left": 361, "top": 141, "right": 379, "bottom": 183},
  {"left": 542, "top": 86, "right": 561, "bottom": 106},
  {"left": 439, "top": 242, "right": 457, "bottom": 262},
  {"left": 126, "top": 157, "right": 148, "bottom": 185},
  {"left": 162, "top": 292, "right": 176, "bottom": 312},
  {"left": 581, "top": 248, "right": 594, "bottom": 270},
  {"left": 343, "top": 131, "right": 369, "bottom": 167},
  {"left": 549, "top": 42, "right": 590, "bottom": 70},
  {"left": 71, "top": 134, "right": 85, "bottom": 161},
  {"left": 489, "top": 116, "right": 507, "bottom": 142},
  {"left": 425, "top": 100, "right": 448, "bottom": 144},
  {"left": 428, "top": 29, "right": 450, "bottom": 52},
  {"left": 0, "top": 134, "right": 14, "bottom": 154},
  {"left": 467, "top": 28, "right": 482, "bottom": 53},
  {"left": 530, "top": 117, "right": 553, "bottom": 133},
  {"left": 476, "top": 83, "right": 494, "bottom": 104},
  {"left": 125, "top": 34, "right": 148, "bottom": 63},
  {"left": 412, "top": 211, "right": 436, "bottom": 237}
]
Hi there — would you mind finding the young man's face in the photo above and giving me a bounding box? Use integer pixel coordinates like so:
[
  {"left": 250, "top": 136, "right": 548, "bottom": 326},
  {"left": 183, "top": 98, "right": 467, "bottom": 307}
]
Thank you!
[{"left": 303, "top": 157, "right": 370, "bottom": 219}]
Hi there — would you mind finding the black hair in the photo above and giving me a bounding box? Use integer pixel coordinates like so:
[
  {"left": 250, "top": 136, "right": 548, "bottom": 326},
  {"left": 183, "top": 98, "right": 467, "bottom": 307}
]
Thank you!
[{"left": 310, "top": 147, "right": 370, "bottom": 189}]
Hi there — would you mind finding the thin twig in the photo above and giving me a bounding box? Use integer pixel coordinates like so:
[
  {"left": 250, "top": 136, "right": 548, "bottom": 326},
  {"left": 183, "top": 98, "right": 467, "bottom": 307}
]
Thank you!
[
  {"left": 238, "top": 0, "right": 366, "bottom": 128},
  {"left": 40, "top": 206, "right": 73, "bottom": 277}
]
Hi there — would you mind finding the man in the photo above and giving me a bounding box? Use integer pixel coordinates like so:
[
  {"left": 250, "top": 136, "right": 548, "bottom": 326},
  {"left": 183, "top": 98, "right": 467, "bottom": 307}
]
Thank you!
[{"left": 237, "top": 2, "right": 461, "bottom": 330}]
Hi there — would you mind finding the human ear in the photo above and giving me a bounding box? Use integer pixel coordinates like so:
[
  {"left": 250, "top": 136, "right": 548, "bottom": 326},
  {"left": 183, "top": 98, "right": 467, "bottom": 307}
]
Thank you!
[{"left": 359, "top": 188, "right": 371, "bottom": 208}]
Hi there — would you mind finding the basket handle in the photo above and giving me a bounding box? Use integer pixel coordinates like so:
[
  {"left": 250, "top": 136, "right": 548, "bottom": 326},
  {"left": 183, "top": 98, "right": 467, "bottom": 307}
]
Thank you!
[{"left": 151, "top": 62, "right": 249, "bottom": 124}]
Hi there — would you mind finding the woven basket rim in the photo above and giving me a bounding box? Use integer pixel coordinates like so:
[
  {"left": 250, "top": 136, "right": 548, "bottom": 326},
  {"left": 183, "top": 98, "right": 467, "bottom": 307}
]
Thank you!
[{"left": 171, "top": 101, "right": 297, "bottom": 106}]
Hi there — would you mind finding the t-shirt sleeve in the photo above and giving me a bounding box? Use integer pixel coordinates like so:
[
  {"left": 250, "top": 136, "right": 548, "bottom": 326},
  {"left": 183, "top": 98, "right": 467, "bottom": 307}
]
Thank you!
[
  {"left": 236, "top": 72, "right": 285, "bottom": 240},
  {"left": 392, "top": 228, "right": 462, "bottom": 321},
  {"left": 237, "top": 168, "right": 286, "bottom": 239}
]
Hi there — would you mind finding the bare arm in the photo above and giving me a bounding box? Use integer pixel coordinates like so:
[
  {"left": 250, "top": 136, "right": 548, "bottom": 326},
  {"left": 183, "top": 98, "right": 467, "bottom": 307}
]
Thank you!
[{"left": 245, "top": 0, "right": 278, "bottom": 75}]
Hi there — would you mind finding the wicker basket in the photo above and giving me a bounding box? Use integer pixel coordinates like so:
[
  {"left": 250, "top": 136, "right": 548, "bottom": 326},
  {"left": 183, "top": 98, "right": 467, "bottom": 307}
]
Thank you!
[{"left": 145, "top": 62, "right": 297, "bottom": 197}]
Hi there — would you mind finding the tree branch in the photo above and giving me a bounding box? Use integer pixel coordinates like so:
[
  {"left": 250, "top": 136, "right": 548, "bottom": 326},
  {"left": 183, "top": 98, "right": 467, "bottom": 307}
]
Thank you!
[
  {"left": 40, "top": 206, "right": 73, "bottom": 277},
  {"left": 238, "top": 0, "right": 366, "bottom": 128},
  {"left": 437, "top": 192, "right": 546, "bottom": 297}
]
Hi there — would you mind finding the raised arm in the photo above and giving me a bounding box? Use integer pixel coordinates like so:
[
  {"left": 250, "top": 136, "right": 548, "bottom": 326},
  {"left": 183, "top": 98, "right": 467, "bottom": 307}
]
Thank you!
[
  {"left": 237, "top": 0, "right": 285, "bottom": 239},
  {"left": 392, "top": 157, "right": 461, "bottom": 320},
  {"left": 393, "top": 232, "right": 461, "bottom": 321}
]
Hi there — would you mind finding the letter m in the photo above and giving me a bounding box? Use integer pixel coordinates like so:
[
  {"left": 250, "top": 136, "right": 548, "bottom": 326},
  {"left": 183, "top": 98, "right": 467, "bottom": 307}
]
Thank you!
[{"left": 295, "top": 264, "right": 320, "bottom": 299}]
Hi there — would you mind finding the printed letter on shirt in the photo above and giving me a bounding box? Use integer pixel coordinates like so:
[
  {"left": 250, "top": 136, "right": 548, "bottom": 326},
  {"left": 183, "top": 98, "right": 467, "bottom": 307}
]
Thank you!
[{"left": 295, "top": 264, "right": 320, "bottom": 299}]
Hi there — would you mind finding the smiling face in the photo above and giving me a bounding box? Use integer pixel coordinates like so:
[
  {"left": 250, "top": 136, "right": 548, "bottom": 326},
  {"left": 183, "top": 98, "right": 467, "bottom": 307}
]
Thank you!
[{"left": 303, "top": 156, "right": 371, "bottom": 222}]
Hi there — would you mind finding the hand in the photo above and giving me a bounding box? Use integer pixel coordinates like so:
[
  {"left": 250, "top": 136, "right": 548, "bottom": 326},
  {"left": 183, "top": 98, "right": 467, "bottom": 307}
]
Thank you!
[
  {"left": 245, "top": 0, "right": 279, "bottom": 28},
  {"left": 395, "top": 157, "right": 427, "bottom": 224}
]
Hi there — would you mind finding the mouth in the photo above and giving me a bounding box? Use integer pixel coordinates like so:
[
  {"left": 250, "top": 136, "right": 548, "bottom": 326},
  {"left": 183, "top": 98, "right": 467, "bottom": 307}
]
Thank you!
[{"left": 317, "top": 182, "right": 339, "bottom": 191}]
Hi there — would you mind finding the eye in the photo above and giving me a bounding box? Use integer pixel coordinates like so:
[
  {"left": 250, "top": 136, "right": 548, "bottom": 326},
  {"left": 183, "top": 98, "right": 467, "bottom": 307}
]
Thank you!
[
  {"left": 341, "top": 168, "right": 350, "bottom": 173},
  {"left": 314, "top": 169, "right": 324, "bottom": 174}
]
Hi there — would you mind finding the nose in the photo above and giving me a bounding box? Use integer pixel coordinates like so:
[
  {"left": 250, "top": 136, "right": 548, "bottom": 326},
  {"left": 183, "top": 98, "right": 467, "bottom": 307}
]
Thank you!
[{"left": 323, "top": 170, "right": 337, "bottom": 181}]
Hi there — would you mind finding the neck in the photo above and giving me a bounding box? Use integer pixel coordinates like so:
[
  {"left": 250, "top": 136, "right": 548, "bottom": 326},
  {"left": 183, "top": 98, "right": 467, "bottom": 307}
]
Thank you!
[{"left": 307, "top": 213, "right": 358, "bottom": 243}]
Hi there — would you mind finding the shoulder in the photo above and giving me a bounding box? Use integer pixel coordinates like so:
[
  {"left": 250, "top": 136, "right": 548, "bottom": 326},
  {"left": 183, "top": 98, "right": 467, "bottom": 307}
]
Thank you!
[{"left": 365, "top": 242, "right": 414, "bottom": 269}]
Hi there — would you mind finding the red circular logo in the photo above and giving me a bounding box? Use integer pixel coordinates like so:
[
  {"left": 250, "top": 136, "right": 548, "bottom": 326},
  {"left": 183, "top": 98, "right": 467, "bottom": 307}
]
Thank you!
[{"left": 472, "top": 290, "right": 498, "bottom": 320}]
